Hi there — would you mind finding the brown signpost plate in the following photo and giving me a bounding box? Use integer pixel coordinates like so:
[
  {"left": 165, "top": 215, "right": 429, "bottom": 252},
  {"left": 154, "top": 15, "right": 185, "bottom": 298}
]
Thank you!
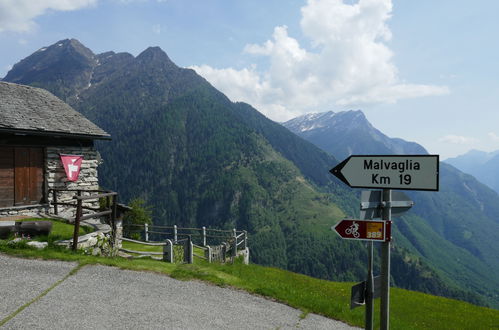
[{"left": 332, "top": 219, "right": 391, "bottom": 242}]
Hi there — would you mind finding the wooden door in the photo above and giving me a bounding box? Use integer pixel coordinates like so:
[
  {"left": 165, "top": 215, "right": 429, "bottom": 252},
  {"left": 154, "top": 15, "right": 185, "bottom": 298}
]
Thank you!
[
  {"left": 15, "top": 148, "right": 30, "bottom": 205},
  {"left": 29, "top": 148, "right": 44, "bottom": 204},
  {"left": 0, "top": 147, "right": 14, "bottom": 207},
  {"left": 14, "top": 147, "right": 44, "bottom": 206}
]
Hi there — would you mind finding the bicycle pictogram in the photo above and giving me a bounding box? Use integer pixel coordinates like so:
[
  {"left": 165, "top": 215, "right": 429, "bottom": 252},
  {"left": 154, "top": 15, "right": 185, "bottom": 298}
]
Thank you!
[{"left": 345, "top": 221, "right": 360, "bottom": 238}]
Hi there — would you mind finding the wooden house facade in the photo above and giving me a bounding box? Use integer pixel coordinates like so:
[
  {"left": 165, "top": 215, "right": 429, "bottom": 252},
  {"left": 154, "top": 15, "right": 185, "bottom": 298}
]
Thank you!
[{"left": 0, "top": 82, "right": 110, "bottom": 217}]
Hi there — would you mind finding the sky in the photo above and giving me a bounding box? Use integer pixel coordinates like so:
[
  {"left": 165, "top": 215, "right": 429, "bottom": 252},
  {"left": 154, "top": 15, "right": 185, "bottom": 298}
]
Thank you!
[{"left": 1, "top": 0, "right": 499, "bottom": 160}]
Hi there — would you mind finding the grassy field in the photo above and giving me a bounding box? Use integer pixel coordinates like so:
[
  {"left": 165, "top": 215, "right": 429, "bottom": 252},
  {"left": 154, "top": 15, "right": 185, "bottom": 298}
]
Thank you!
[
  {"left": 121, "top": 240, "right": 163, "bottom": 253},
  {"left": 0, "top": 240, "right": 497, "bottom": 329},
  {"left": 8, "top": 218, "right": 93, "bottom": 243}
]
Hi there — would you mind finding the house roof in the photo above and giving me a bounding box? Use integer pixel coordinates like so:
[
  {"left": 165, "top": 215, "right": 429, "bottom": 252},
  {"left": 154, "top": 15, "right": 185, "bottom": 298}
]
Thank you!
[{"left": 0, "top": 82, "right": 110, "bottom": 140}]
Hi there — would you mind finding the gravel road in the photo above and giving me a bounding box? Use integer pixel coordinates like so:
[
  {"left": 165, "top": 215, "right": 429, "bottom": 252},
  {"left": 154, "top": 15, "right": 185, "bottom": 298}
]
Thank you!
[{"left": 0, "top": 254, "right": 358, "bottom": 329}]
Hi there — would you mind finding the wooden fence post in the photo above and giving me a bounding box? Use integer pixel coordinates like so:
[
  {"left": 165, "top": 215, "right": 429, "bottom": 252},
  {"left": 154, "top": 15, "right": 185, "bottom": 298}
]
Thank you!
[
  {"left": 232, "top": 228, "right": 237, "bottom": 259},
  {"left": 221, "top": 242, "right": 227, "bottom": 262},
  {"left": 202, "top": 226, "right": 206, "bottom": 247},
  {"left": 244, "top": 230, "right": 248, "bottom": 250},
  {"left": 205, "top": 245, "right": 212, "bottom": 263},
  {"left": 111, "top": 194, "right": 117, "bottom": 247},
  {"left": 184, "top": 235, "right": 193, "bottom": 264},
  {"left": 174, "top": 225, "right": 177, "bottom": 243},
  {"left": 72, "top": 190, "right": 82, "bottom": 251},
  {"left": 144, "top": 223, "right": 149, "bottom": 242},
  {"left": 106, "top": 195, "right": 111, "bottom": 224},
  {"left": 163, "top": 239, "right": 173, "bottom": 263},
  {"left": 53, "top": 190, "right": 58, "bottom": 215}
]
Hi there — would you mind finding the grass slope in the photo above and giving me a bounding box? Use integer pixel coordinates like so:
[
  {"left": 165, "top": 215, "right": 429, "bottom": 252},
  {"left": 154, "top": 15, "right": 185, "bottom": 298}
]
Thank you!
[
  {"left": 9, "top": 218, "right": 93, "bottom": 243},
  {"left": 0, "top": 245, "right": 497, "bottom": 329}
]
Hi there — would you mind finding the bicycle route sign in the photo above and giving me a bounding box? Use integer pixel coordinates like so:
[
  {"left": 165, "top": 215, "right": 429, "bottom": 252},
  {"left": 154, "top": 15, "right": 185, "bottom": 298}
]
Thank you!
[
  {"left": 332, "top": 219, "right": 391, "bottom": 242},
  {"left": 330, "top": 155, "right": 439, "bottom": 191}
]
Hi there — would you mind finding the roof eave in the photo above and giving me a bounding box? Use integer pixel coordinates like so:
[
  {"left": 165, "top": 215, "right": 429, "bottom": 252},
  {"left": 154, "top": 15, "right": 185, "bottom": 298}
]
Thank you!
[{"left": 0, "top": 128, "right": 112, "bottom": 141}]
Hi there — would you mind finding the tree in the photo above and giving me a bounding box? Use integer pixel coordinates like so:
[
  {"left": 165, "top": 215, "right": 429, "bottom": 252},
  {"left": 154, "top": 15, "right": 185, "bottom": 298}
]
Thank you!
[{"left": 122, "top": 198, "right": 152, "bottom": 240}]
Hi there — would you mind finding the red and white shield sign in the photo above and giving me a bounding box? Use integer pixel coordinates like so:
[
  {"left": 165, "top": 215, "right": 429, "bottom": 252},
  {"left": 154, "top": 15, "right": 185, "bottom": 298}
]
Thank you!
[{"left": 60, "top": 154, "right": 83, "bottom": 182}]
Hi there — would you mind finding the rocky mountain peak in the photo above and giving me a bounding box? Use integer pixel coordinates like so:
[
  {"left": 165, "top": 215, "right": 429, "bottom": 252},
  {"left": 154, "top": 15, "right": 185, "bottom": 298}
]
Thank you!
[
  {"left": 2, "top": 38, "right": 97, "bottom": 100},
  {"left": 283, "top": 110, "right": 371, "bottom": 134},
  {"left": 136, "top": 46, "right": 176, "bottom": 67},
  {"left": 282, "top": 109, "right": 427, "bottom": 159}
]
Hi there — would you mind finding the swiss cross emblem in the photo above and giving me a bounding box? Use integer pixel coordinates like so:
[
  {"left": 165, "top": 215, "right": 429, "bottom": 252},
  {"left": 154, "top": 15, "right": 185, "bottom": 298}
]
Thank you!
[{"left": 60, "top": 154, "right": 83, "bottom": 182}]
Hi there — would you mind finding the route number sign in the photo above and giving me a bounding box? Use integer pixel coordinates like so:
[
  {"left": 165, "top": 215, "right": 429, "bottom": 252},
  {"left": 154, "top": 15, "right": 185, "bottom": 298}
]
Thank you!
[{"left": 332, "top": 219, "right": 391, "bottom": 242}]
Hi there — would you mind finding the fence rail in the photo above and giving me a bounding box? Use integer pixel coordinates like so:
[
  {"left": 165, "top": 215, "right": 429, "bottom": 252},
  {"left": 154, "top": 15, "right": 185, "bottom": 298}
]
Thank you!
[
  {"left": 121, "top": 223, "right": 248, "bottom": 264},
  {"left": 49, "top": 188, "right": 118, "bottom": 251}
]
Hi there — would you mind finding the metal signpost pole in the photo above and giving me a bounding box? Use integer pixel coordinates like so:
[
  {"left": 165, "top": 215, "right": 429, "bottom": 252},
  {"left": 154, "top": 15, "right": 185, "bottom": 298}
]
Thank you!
[
  {"left": 380, "top": 189, "right": 391, "bottom": 330},
  {"left": 360, "top": 192, "right": 375, "bottom": 330},
  {"left": 365, "top": 240, "right": 374, "bottom": 330}
]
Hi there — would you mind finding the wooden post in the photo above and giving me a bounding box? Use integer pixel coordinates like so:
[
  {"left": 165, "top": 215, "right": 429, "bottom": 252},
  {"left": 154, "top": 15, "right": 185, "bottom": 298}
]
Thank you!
[
  {"left": 163, "top": 239, "right": 173, "bottom": 263},
  {"left": 72, "top": 190, "right": 82, "bottom": 251},
  {"left": 144, "top": 223, "right": 149, "bottom": 242},
  {"left": 232, "top": 228, "right": 237, "bottom": 259},
  {"left": 111, "top": 194, "right": 117, "bottom": 247},
  {"left": 53, "top": 190, "right": 58, "bottom": 215},
  {"left": 184, "top": 235, "right": 193, "bottom": 264},
  {"left": 106, "top": 195, "right": 111, "bottom": 224},
  {"left": 202, "top": 226, "right": 206, "bottom": 247},
  {"left": 205, "top": 245, "right": 212, "bottom": 263},
  {"left": 243, "top": 230, "right": 248, "bottom": 250},
  {"left": 174, "top": 225, "right": 177, "bottom": 243},
  {"left": 221, "top": 242, "right": 227, "bottom": 262}
]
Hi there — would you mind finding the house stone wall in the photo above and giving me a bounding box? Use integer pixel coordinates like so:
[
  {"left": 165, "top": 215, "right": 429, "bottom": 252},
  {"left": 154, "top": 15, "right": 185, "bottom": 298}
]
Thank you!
[
  {"left": 0, "top": 145, "right": 102, "bottom": 218},
  {"left": 0, "top": 205, "right": 49, "bottom": 218},
  {"left": 46, "top": 145, "right": 101, "bottom": 219}
]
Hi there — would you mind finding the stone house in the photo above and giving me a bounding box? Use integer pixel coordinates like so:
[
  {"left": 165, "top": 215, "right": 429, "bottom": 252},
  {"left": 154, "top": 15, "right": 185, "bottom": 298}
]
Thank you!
[{"left": 0, "top": 81, "right": 110, "bottom": 218}]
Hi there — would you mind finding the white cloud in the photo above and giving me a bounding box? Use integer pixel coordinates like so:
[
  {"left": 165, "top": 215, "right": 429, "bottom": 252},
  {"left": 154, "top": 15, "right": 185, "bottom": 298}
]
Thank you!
[
  {"left": 152, "top": 24, "right": 161, "bottom": 35},
  {"left": 191, "top": 0, "right": 449, "bottom": 121},
  {"left": 488, "top": 132, "right": 499, "bottom": 142},
  {"left": 438, "top": 135, "right": 478, "bottom": 145},
  {"left": 0, "top": 0, "right": 97, "bottom": 33}
]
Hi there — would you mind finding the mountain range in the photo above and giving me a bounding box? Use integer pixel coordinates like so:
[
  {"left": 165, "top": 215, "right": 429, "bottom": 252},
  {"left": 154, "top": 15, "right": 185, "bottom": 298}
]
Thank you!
[
  {"left": 445, "top": 149, "right": 499, "bottom": 194},
  {"left": 3, "top": 38, "right": 499, "bottom": 308},
  {"left": 283, "top": 111, "right": 427, "bottom": 160}
]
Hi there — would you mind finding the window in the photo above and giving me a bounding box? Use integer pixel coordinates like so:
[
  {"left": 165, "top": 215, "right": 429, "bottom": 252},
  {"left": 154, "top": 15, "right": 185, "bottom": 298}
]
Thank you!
[{"left": 0, "top": 147, "right": 44, "bottom": 208}]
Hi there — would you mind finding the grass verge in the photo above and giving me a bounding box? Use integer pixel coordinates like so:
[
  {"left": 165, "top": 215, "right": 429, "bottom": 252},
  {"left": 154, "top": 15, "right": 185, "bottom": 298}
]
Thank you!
[{"left": 8, "top": 218, "right": 94, "bottom": 244}]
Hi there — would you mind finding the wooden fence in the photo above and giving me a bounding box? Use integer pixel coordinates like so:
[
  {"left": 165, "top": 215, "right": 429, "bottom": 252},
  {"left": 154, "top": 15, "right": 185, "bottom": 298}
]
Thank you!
[
  {"left": 49, "top": 188, "right": 118, "bottom": 250},
  {"left": 121, "top": 224, "right": 248, "bottom": 264}
]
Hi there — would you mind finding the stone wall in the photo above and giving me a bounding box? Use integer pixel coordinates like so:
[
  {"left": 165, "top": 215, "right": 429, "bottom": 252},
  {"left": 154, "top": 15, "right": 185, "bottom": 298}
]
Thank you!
[
  {"left": 46, "top": 145, "right": 101, "bottom": 219},
  {"left": 0, "top": 205, "right": 49, "bottom": 218},
  {"left": 46, "top": 146, "right": 100, "bottom": 190},
  {"left": 0, "top": 145, "right": 100, "bottom": 218}
]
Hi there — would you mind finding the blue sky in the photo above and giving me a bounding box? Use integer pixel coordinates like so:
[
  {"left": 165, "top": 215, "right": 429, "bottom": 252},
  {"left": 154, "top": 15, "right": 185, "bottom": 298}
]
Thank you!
[{"left": 1, "top": 0, "right": 498, "bottom": 159}]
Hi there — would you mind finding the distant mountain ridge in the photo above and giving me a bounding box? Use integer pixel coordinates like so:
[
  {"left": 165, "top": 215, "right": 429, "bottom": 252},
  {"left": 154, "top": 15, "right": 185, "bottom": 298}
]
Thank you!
[
  {"left": 4, "top": 39, "right": 499, "bottom": 308},
  {"left": 445, "top": 149, "right": 499, "bottom": 194},
  {"left": 283, "top": 110, "right": 427, "bottom": 160}
]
